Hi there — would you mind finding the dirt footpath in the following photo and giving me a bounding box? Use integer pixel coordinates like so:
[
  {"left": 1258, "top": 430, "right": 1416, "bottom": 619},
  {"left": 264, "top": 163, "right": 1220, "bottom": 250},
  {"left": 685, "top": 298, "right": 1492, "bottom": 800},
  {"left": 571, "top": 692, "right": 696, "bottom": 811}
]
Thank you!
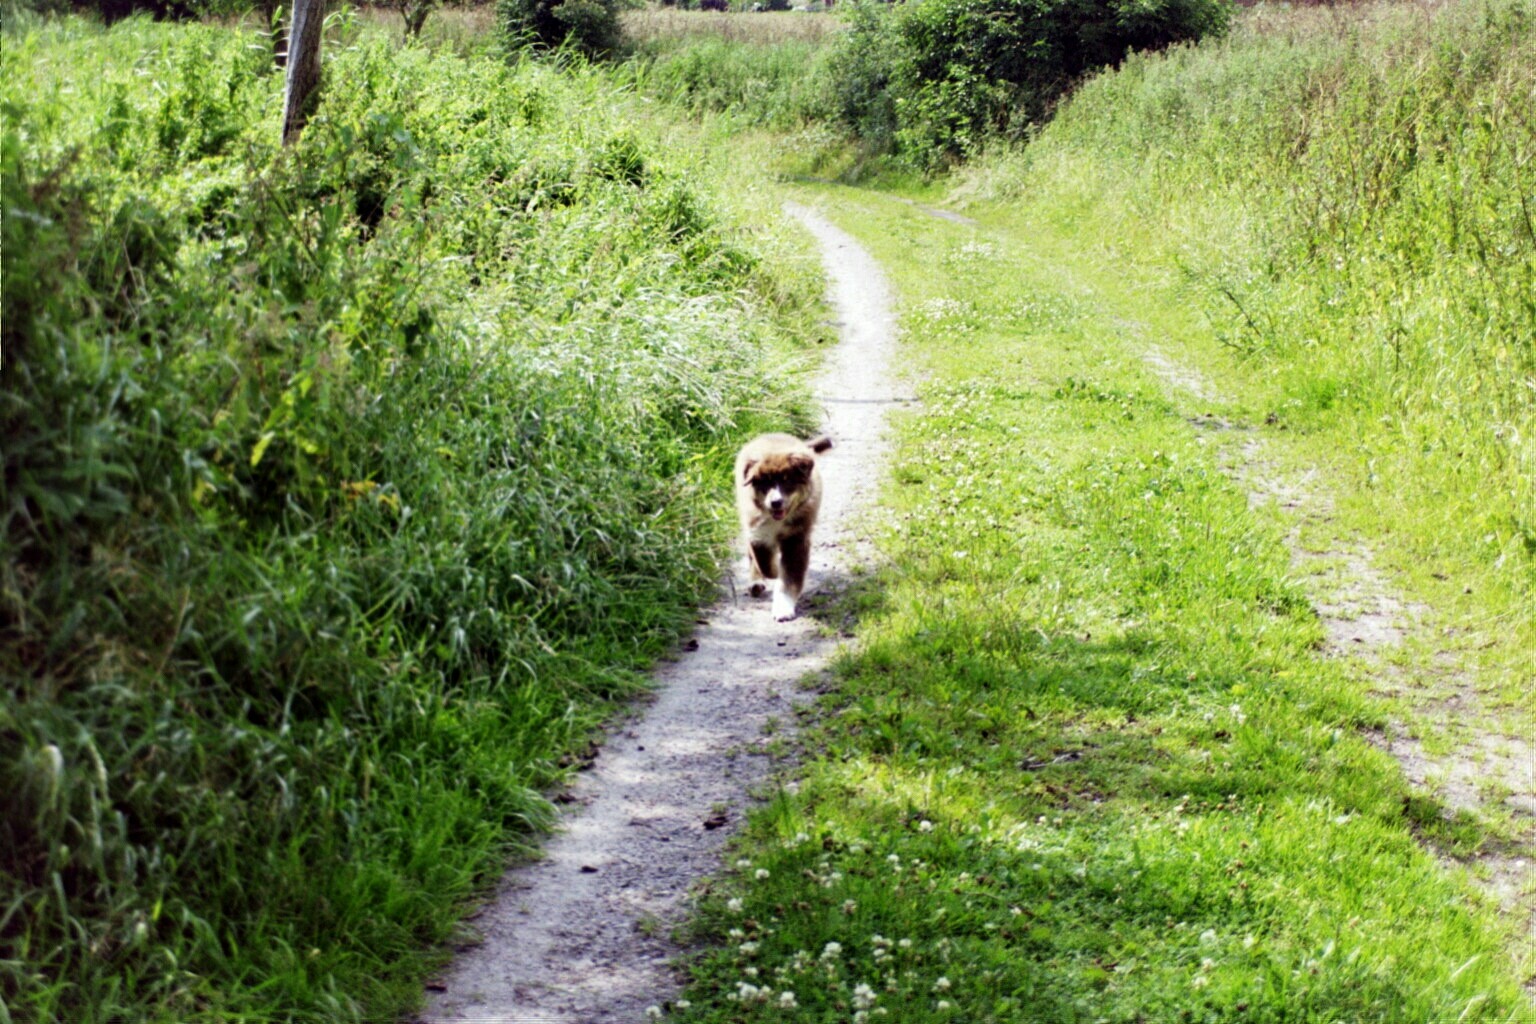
[{"left": 423, "top": 201, "right": 902, "bottom": 1023}]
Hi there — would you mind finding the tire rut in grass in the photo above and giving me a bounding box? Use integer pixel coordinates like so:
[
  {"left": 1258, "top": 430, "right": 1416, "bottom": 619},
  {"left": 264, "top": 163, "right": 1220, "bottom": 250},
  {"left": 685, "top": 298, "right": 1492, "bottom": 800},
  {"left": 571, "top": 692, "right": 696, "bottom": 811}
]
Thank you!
[
  {"left": 420, "top": 201, "right": 902, "bottom": 1023},
  {"left": 1144, "top": 347, "right": 1536, "bottom": 987}
]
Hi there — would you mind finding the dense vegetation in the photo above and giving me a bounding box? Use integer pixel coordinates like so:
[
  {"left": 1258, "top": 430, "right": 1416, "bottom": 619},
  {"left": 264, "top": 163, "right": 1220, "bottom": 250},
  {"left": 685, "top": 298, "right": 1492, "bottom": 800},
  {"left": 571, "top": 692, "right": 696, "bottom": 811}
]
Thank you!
[
  {"left": 964, "top": 0, "right": 1536, "bottom": 590},
  {"left": 635, "top": 0, "right": 1230, "bottom": 165},
  {"left": 1, "top": 15, "right": 820, "bottom": 1020}
]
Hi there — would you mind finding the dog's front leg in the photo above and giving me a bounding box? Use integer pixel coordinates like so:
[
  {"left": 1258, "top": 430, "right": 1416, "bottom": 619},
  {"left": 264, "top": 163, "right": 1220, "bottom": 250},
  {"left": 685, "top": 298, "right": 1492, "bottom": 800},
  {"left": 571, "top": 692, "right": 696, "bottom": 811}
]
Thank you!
[
  {"left": 773, "top": 533, "right": 809, "bottom": 621},
  {"left": 748, "top": 540, "right": 778, "bottom": 598}
]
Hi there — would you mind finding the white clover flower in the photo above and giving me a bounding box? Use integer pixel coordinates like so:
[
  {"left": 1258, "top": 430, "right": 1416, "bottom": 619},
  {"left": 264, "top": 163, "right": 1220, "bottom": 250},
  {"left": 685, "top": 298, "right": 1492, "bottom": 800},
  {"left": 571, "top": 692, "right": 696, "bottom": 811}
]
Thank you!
[
  {"left": 755, "top": 868, "right": 771, "bottom": 880},
  {"left": 1199, "top": 929, "right": 1217, "bottom": 944},
  {"left": 898, "top": 938, "right": 913, "bottom": 949},
  {"left": 933, "top": 976, "right": 951, "bottom": 992},
  {"left": 728, "top": 928, "right": 746, "bottom": 940},
  {"left": 727, "top": 898, "right": 743, "bottom": 913},
  {"left": 841, "top": 899, "right": 858, "bottom": 914},
  {"left": 778, "top": 991, "right": 798, "bottom": 1008},
  {"left": 918, "top": 820, "right": 934, "bottom": 832},
  {"left": 739, "top": 941, "right": 760, "bottom": 956},
  {"left": 1201, "top": 957, "right": 1216, "bottom": 970},
  {"left": 820, "top": 941, "right": 843, "bottom": 960},
  {"left": 937, "top": 1001, "right": 952, "bottom": 1011},
  {"left": 1192, "top": 974, "right": 1211, "bottom": 990},
  {"left": 853, "top": 982, "right": 878, "bottom": 1009},
  {"left": 736, "top": 859, "right": 753, "bottom": 869},
  {"left": 644, "top": 1007, "right": 661, "bottom": 1020}
]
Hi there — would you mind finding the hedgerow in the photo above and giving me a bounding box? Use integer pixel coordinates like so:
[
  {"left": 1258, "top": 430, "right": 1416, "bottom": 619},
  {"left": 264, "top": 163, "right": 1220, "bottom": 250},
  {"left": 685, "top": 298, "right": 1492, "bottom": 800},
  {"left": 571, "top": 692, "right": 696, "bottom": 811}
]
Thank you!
[{"left": 1, "top": 16, "right": 818, "bottom": 1020}]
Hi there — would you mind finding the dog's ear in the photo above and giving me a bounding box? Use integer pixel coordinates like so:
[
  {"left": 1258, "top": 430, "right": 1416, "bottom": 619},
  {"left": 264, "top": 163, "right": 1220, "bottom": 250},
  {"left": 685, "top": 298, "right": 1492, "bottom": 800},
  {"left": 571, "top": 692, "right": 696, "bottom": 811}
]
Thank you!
[
  {"left": 740, "top": 459, "right": 757, "bottom": 484},
  {"left": 807, "top": 435, "right": 833, "bottom": 454}
]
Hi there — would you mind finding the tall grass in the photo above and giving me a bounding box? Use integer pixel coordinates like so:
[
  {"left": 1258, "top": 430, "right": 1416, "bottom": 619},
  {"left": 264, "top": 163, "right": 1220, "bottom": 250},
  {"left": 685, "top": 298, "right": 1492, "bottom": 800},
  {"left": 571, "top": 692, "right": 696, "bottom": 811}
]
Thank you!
[
  {"left": 961, "top": 0, "right": 1536, "bottom": 580},
  {"left": 1, "top": 15, "right": 822, "bottom": 1020},
  {"left": 623, "top": 8, "right": 846, "bottom": 47},
  {"left": 628, "top": 13, "right": 841, "bottom": 129}
]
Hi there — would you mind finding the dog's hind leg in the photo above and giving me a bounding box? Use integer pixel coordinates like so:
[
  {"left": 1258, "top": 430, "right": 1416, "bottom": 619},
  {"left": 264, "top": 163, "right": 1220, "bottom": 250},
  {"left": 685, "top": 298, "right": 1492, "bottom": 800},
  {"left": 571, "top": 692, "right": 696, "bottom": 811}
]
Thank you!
[
  {"left": 748, "top": 540, "right": 778, "bottom": 598},
  {"left": 773, "top": 533, "right": 810, "bottom": 621}
]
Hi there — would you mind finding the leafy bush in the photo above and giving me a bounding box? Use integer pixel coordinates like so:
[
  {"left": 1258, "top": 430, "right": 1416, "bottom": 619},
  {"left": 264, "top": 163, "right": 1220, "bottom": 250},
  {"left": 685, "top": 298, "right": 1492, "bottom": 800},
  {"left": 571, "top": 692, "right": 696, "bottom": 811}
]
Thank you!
[
  {"left": 833, "top": 0, "right": 1231, "bottom": 166},
  {"left": 826, "top": 0, "right": 898, "bottom": 146},
  {"left": 498, "top": 0, "right": 626, "bottom": 55},
  {"left": 1, "top": 16, "right": 818, "bottom": 1021}
]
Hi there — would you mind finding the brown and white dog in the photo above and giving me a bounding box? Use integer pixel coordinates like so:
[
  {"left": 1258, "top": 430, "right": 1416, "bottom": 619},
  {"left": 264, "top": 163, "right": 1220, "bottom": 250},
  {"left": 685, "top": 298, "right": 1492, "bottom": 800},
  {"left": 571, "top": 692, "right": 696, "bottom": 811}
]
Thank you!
[{"left": 735, "top": 433, "right": 833, "bottom": 621}]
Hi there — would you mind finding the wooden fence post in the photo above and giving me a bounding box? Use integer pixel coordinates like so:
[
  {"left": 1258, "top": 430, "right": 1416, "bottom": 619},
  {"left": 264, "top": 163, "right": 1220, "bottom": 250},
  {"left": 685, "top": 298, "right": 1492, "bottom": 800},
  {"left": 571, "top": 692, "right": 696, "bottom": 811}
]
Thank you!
[{"left": 281, "top": 0, "right": 327, "bottom": 145}]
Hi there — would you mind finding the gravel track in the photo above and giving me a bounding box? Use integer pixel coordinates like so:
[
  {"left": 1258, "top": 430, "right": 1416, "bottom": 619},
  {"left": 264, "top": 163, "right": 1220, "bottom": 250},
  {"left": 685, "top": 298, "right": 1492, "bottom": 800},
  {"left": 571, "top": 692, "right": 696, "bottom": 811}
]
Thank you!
[{"left": 422, "top": 201, "right": 902, "bottom": 1024}]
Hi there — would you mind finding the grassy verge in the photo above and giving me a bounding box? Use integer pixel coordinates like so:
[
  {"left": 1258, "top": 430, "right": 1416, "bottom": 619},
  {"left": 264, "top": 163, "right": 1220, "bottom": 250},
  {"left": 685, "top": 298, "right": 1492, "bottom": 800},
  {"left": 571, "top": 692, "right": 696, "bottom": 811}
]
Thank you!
[
  {"left": 668, "top": 175, "right": 1530, "bottom": 1020},
  {"left": 1, "top": 15, "right": 824, "bottom": 1021},
  {"left": 951, "top": 0, "right": 1536, "bottom": 778}
]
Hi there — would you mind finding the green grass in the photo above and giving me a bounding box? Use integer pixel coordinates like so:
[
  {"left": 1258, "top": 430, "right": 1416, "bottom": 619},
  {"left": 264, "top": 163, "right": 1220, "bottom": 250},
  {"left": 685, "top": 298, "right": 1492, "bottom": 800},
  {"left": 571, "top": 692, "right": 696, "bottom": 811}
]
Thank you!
[
  {"left": 7, "top": 0, "right": 1532, "bottom": 1018},
  {"left": 666, "top": 3, "right": 1535, "bottom": 1014},
  {"left": 0, "top": 14, "right": 826, "bottom": 1021},
  {"left": 952, "top": 0, "right": 1536, "bottom": 763},
  {"left": 668, "top": 178, "right": 1530, "bottom": 1021},
  {"left": 630, "top": 27, "right": 840, "bottom": 130}
]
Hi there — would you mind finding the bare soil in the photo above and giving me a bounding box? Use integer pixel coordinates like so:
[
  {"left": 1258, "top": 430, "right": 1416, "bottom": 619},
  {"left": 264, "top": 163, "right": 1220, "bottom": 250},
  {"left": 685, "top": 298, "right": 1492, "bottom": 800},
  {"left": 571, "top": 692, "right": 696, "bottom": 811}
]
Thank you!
[{"left": 421, "top": 202, "right": 903, "bottom": 1023}]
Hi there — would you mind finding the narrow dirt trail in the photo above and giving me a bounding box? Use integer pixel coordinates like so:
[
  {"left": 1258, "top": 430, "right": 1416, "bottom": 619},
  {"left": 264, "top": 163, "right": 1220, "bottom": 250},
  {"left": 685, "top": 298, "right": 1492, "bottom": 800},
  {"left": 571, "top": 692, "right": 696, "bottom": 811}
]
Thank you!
[{"left": 422, "top": 202, "right": 902, "bottom": 1023}]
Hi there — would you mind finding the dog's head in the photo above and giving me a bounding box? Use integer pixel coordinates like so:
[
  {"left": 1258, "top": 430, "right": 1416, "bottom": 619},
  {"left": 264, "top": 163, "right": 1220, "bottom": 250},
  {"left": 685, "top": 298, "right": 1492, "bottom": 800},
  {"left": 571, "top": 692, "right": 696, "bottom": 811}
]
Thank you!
[{"left": 740, "top": 451, "right": 816, "bottom": 522}]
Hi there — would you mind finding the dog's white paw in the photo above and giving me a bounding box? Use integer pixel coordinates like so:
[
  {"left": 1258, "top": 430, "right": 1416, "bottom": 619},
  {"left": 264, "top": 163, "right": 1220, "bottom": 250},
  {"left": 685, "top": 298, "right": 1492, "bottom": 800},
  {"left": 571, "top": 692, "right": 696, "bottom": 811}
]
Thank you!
[{"left": 772, "top": 589, "right": 798, "bottom": 621}]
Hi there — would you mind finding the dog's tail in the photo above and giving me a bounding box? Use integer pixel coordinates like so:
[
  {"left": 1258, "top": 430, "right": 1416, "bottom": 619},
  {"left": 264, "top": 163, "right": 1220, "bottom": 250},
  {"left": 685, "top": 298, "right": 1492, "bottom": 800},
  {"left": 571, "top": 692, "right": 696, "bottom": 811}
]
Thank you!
[{"left": 807, "top": 435, "right": 834, "bottom": 454}]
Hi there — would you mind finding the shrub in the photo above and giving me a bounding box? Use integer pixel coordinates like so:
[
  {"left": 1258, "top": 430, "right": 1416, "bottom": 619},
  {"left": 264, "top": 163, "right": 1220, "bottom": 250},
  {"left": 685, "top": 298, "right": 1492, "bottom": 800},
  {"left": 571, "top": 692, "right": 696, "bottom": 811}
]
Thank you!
[
  {"left": 832, "top": 0, "right": 1231, "bottom": 166},
  {"left": 826, "top": 0, "right": 898, "bottom": 146},
  {"left": 498, "top": 0, "right": 626, "bottom": 55}
]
